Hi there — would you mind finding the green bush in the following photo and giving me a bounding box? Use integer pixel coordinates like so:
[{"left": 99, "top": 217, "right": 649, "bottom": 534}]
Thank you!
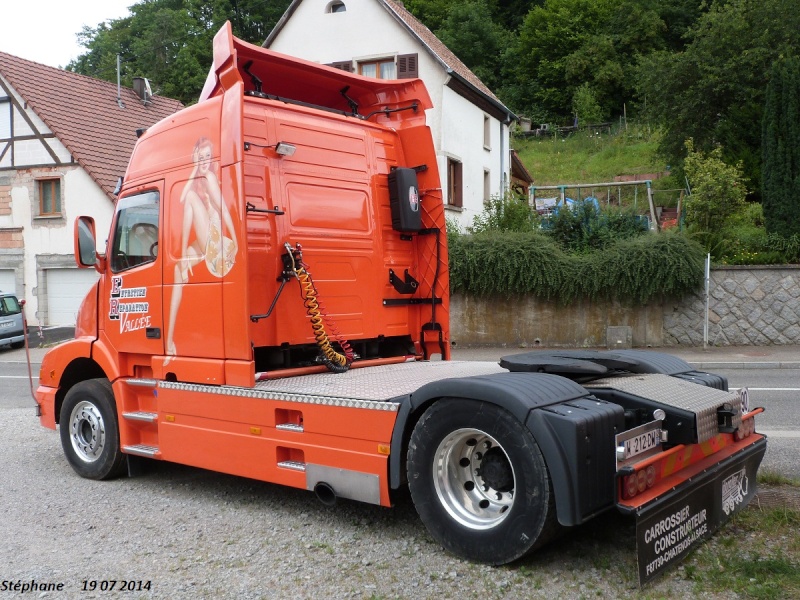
[
  {"left": 543, "top": 201, "right": 648, "bottom": 253},
  {"left": 469, "top": 192, "right": 539, "bottom": 234},
  {"left": 767, "top": 233, "right": 800, "bottom": 263},
  {"left": 710, "top": 203, "right": 800, "bottom": 264},
  {"left": 448, "top": 230, "right": 705, "bottom": 304},
  {"left": 683, "top": 139, "right": 748, "bottom": 232}
]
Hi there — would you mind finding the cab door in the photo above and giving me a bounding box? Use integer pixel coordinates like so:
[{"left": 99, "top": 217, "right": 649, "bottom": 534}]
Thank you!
[{"left": 101, "top": 184, "right": 164, "bottom": 360}]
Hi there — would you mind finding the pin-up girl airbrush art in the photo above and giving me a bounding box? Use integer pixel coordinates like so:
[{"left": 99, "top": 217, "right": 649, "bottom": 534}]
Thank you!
[{"left": 165, "top": 137, "right": 238, "bottom": 362}]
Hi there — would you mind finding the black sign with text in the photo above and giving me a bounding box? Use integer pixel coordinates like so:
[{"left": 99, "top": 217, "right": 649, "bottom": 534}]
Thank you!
[{"left": 635, "top": 438, "right": 767, "bottom": 585}]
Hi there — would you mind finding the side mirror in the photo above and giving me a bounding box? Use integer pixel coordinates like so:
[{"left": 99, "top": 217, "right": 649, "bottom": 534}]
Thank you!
[{"left": 74, "top": 216, "right": 105, "bottom": 272}]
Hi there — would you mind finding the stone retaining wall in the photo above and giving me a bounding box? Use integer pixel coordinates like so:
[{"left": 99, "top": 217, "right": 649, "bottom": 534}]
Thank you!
[
  {"left": 665, "top": 266, "right": 800, "bottom": 346},
  {"left": 450, "top": 266, "right": 800, "bottom": 347}
]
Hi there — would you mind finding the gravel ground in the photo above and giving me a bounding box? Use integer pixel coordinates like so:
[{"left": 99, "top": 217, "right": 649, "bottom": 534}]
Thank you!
[{"left": 0, "top": 407, "right": 763, "bottom": 600}]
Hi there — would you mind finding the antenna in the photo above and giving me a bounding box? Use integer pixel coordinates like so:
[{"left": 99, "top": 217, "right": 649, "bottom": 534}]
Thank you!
[{"left": 116, "top": 54, "right": 125, "bottom": 109}]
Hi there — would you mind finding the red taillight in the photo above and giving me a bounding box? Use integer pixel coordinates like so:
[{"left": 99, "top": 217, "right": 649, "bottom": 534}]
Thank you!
[
  {"left": 637, "top": 469, "right": 647, "bottom": 493},
  {"left": 623, "top": 465, "right": 659, "bottom": 500},
  {"left": 645, "top": 465, "right": 656, "bottom": 487},
  {"left": 625, "top": 474, "right": 638, "bottom": 499}
]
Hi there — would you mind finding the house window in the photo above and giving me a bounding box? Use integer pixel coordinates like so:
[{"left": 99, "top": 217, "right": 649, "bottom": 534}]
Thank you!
[
  {"left": 359, "top": 59, "right": 396, "bottom": 80},
  {"left": 397, "top": 54, "right": 418, "bottom": 79},
  {"left": 327, "top": 1, "right": 346, "bottom": 13},
  {"left": 484, "top": 170, "right": 491, "bottom": 202},
  {"left": 37, "top": 178, "right": 62, "bottom": 216},
  {"left": 483, "top": 115, "right": 491, "bottom": 150},
  {"left": 328, "top": 60, "right": 353, "bottom": 72},
  {"left": 447, "top": 158, "right": 463, "bottom": 208}
]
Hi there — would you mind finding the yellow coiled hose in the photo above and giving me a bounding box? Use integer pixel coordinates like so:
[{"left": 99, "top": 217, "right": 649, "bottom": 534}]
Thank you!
[{"left": 295, "top": 265, "right": 354, "bottom": 373}]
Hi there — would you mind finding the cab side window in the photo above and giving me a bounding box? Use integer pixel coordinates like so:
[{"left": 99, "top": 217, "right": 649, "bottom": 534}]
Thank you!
[{"left": 110, "top": 191, "right": 160, "bottom": 272}]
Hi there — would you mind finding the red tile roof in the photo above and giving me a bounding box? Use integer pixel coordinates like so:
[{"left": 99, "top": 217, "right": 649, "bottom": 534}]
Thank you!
[
  {"left": 379, "top": 0, "right": 501, "bottom": 103},
  {"left": 0, "top": 52, "right": 183, "bottom": 200}
]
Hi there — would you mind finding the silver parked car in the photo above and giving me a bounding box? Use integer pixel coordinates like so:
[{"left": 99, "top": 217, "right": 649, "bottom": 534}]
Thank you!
[{"left": 0, "top": 291, "right": 25, "bottom": 349}]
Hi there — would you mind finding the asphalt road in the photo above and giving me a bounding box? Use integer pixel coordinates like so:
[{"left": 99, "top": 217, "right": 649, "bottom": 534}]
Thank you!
[{"left": 2, "top": 345, "right": 798, "bottom": 480}]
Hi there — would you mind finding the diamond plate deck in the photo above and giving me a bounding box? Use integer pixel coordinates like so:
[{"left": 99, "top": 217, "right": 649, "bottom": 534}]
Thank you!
[
  {"left": 159, "top": 361, "right": 506, "bottom": 411},
  {"left": 589, "top": 373, "right": 741, "bottom": 442},
  {"left": 254, "top": 361, "right": 506, "bottom": 401}
]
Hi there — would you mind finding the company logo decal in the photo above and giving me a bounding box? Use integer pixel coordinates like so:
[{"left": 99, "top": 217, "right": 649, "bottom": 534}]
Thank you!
[
  {"left": 109, "top": 276, "right": 151, "bottom": 333},
  {"left": 408, "top": 186, "right": 419, "bottom": 212},
  {"left": 721, "top": 469, "right": 748, "bottom": 516}
]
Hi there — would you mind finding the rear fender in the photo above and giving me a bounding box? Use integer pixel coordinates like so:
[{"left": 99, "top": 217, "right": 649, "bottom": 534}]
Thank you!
[{"left": 389, "top": 372, "right": 593, "bottom": 504}]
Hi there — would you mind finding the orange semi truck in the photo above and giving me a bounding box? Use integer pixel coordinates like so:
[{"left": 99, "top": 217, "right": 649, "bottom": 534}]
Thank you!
[{"left": 34, "top": 24, "right": 765, "bottom": 584}]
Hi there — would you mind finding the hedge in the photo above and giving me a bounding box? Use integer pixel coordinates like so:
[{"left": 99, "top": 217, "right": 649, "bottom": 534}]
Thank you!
[{"left": 448, "top": 230, "right": 705, "bottom": 305}]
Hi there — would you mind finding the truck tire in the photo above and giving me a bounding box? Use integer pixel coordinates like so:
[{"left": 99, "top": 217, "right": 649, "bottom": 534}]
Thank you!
[
  {"left": 59, "top": 379, "right": 126, "bottom": 480},
  {"left": 407, "top": 398, "right": 559, "bottom": 564}
]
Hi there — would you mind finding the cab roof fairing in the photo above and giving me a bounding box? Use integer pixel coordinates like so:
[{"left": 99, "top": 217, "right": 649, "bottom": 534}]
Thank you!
[{"left": 199, "top": 22, "right": 433, "bottom": 118}]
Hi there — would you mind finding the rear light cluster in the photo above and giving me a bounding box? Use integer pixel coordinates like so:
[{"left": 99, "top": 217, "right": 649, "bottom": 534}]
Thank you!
[
  {"left": 623, "top": 465, "right": 657, "bottom": 500},
  {"left": 735, "top": 416, "right": 756, "bottom": 441},
  {"left": 620, "top": 412, "right": 761, "bottom": 503}
]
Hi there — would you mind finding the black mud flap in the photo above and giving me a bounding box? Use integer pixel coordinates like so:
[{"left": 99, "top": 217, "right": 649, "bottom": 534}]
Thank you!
[{"left": 633, "top": 436, "right": 766, "bottom": 585}]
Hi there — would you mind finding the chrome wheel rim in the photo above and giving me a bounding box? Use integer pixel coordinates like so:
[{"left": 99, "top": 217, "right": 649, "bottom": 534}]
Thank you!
[
  {"left": 68, "top": 401, "right": 106, "bottom": 463},
  {"left": 433, "top": 428, "right": 515, "bottom": 530}
]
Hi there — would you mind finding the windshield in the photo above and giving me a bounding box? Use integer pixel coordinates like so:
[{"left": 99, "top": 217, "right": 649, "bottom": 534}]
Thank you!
[{"left": 0, "top": 295, "right": 21, "bottom": 316}]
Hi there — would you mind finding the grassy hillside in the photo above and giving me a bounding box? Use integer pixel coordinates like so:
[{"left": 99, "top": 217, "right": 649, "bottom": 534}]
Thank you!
[
  {"left": 514, "top": 125, "right": 665, "bottom": 186},
  {"left": 513, "top": 124, "right": 686, "bottom": 210}
]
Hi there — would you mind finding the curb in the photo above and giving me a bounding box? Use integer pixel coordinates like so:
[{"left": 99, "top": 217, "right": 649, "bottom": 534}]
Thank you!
[{"left": 690, "top": 361, "right": 800, "bottom": 370}]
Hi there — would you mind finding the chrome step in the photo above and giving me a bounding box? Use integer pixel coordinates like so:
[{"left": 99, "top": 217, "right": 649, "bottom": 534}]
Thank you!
[
  {"left": 277, "top": 460, "right": 306, "bottom": 472},
  {"left": 123, "top": 411, "right": 158, "bottom": 423},
  {"left": 276, "top": 423, "right": 304, "bottom": 433},
  {"left": 123, "top": 444, "right": 161, "bottom": 458},
  {"left": 124, "top": 378, "right": 158, "bottom": 388}
]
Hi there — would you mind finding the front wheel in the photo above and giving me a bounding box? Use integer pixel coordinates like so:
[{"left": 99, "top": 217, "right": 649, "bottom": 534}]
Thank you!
[
  {"left": 59, "top": 379, "right": 126, "bottom": 480},
  {"left": 407, "top": 398, "right": 559, "bottom": 564}
]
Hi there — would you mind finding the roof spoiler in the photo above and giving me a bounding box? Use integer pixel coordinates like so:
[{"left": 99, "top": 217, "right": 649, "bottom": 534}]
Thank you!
[{"left": 198, "top": 22, "right": 432, "bottom": 119}]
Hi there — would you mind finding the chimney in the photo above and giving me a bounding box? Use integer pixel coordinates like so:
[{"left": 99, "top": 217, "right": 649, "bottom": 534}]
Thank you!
[{"left": 132, "top": 77, "right": 152, "bottom": 105}]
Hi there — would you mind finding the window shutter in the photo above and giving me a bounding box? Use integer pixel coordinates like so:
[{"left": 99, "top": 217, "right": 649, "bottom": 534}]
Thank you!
[
  {"left": 397, "top": 53, "right": 418, "bottom": 79},
  {"left": 327, "top": 61, "right": 353, "bottom": 72}
]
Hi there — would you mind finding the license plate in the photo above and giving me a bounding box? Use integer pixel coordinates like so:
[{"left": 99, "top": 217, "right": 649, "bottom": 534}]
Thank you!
[
  {"left": 617, "top": 420, "right": 663, "bottom": 465},
  {"left": 0, "top": 321, "right": 12, "bottom": 329},
  {"left": 624, "top": 429, "right": 661, "bottom": 460}
]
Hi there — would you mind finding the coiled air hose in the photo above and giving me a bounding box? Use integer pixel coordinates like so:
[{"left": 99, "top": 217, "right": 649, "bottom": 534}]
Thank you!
[{"left": 285, "top": 245, "right": 354, "bottom": 373}]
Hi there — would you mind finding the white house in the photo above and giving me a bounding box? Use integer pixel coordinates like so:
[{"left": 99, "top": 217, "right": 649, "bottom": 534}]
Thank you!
[
  {"left": 0, "top": 52, "right": 182, "bottom": 326},
  {"left": 263, "top": 0, "right": 525, "bottom": 228}
]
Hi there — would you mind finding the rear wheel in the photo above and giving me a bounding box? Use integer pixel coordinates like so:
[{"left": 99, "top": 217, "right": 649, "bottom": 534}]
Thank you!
[
  {"left": 59, "top": 379, "right": 126, "bottom": 480},
  {"left": 407, "top": 398, "right": 559, "bottom": 564}
]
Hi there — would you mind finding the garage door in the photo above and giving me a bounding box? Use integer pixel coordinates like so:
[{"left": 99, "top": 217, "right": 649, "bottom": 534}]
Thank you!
[
  {"left": 46, "top": 268, "right": 100, "bottom": 325},
  {"left": 0, "top": 269, "right": 15, "bottom": 294}
]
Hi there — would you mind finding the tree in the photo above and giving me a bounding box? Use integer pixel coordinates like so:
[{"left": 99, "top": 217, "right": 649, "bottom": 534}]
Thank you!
[
  {"left": 403, "top": 0, "right": 461, "bottom": 33},
  {"left": 572, "top": 83, "right": 603, "bottom": 124},
  {"left": 683, "top": 139, "right": 747, "bottom": 233},
  {"left": 434, "top": 0, "right": 513, "bottom": 92},
  {"left": 761, "top": 57, "right": 800, "bottom": 238},
  {"left": 510, "top": 0, "right": 665, "bottom": 120},
  {"left": 637, "top": 0, "right": 800, "bottom": 197},
  {"left": 68, "top": 0, "right": 292, "bottom": 105}
]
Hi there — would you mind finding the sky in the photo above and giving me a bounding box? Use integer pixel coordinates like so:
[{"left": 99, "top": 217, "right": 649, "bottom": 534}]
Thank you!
[{"left": 0, "top": 0, "right": 134, "bottom": 68}]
